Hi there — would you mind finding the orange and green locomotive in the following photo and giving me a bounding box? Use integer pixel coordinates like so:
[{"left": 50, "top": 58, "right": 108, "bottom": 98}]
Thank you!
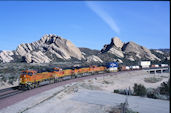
[{"left": 19, "top": 65, "right": 107, "bottom": 90}]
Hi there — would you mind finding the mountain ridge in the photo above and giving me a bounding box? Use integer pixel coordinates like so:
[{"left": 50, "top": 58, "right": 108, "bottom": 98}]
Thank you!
[{"left": 0, "top": 34, "right": 170, "bottom": 64}]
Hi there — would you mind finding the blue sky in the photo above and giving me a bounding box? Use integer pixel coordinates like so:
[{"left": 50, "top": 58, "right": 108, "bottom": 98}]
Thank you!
[{"left": 0, "top": 1, "right": 170, "bottom": 50}]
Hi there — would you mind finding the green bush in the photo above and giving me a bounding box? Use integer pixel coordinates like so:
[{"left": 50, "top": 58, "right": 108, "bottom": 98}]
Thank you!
[
  {"left": 159, "top": 79, "right": 170, "bottom": 95},
  {"left": 114, "top": 89, "right": 119, "bottom": 93},
  {"left": 133, "top": 83, "right": 147, "bottom": 96}
]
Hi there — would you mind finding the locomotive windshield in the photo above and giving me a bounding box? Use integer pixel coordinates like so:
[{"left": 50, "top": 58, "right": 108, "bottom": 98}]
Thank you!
[
  {"left": 22, "top": 72, "right": 27, "bottom": 75},
  {"left": 53, "top": 67, "right": 62, "bottom": 72},
  {"left": 28, "top": 72, "right": 33, "bottom": 76}
]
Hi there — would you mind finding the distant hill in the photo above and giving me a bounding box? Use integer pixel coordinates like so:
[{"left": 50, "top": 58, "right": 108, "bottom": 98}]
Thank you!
[
  {"left": 79, "top": 48, "right": 100, "bottom": 57},
  {"left": 100, "top": 37, "right": 161, "bottom": 62},
  {"left": 150, "top": 49, "right": 170, "bottom": 64},
  {"left": 151, "top": 49, "right": 170, "bottom": 55}
]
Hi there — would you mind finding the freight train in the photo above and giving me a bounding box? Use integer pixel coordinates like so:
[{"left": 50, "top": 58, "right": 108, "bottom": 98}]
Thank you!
[
  {"left": 19, "top": 65, "right": 107, "bottom": 90},
  {"left": 19, "top": 62, "right": 168, "bottom": 90}
]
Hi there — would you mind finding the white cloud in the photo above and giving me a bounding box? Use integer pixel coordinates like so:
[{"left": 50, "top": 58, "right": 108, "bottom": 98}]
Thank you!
[{"left": 86, "top": 2, "right": 120, "bottom": 35}]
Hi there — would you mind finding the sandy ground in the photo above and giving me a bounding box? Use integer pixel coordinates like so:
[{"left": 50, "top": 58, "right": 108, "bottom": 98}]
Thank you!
[
  {"left": 84, "top": 70, "right": 169, "bottom": 92},
  {"left": 0, "top": 70, "right": 169, "bottom": 113}
]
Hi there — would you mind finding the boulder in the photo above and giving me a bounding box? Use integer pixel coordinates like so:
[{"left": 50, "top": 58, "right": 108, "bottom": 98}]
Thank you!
[
  {"left": 0, "top": 51, "right": 14, "bottom": 62},
  {"left": 86, "top": 55, "right": 103, "bottom": 63},
  {"left": 111, "top": 37, "right": 124, "bottom": 48},
  {"left": 154, "top": 50, "right": 164, "bottom": 54},
  {"left": 101, "top": 37, "right": 124, "bottom": 58}
]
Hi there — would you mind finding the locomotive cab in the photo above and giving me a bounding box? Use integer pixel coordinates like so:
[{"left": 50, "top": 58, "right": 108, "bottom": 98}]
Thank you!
[
  {"left": 19, "top": 70, "right": 37, "bottom": 89},
  {"left": 53, "top": 67, "right": 62, "bottom": 72}
]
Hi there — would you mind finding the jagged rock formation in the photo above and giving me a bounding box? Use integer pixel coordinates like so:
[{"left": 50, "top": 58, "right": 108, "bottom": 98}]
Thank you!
[
  {"left": 24, "top": 51, "right": 51, "bottom": 63},
  {"left": 0, "top": 51, "right": 14, "bottom": 63},
  {"left": 122, "top": 41, "right": 160, "bottom": 61},
  {"left": 154, "top": 50, "right": 164, "bottom": 54},
  {"left": 112, "top": 58, "right": 123, "bottom": 63},
  {"left": 101, "top": 37, "right": 161, "bottom": 61},
  {"left": 15, "top": 34, "right": 84, "bottom": 61},
  {"left": 101, "top": 37, "right": 124, "bottom": 58},
  {"left": 150, "top": 49, "right": 170, "bottom": 61},
  {"left": 0, "top": 35, "right": 168, "bottom": 64},
  {"left": 86, "top": 55, "right": 103, "bottom": 63},
  {"left": 126, "top": 56, "right": 135, "bottom": 61},
  {"left": 0, "top": 34, "right": 84, "bottom": 63}
]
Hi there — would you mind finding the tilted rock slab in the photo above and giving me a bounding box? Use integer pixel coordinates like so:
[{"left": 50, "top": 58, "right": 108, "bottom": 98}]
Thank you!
[
  {"left": 15, "top": 34, "right": 84, "bottom": 63},
  {"left": 122, "top": 41, "right": 160, "bottom": 61},
  {"left": 86, "top": 55, "right": 103, "bottom": 63},
  {"left": 101, "top": 37, "right": 124, "bottom": 58},
  {"left": 0, "top": 51, "right": 14, "bottom": 63}
]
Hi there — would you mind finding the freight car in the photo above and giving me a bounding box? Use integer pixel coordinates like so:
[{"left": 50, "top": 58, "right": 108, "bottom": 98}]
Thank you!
[
  {"left": 118, "top": 65, "right": 130, "bottom": 71},
  {"left": 106, "top": 62, "right": 118, "bottom": 72}
]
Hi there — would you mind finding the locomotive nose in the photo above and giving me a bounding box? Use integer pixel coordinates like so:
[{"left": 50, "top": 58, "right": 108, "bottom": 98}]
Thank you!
[{"left": 20, "top": 74, "right": 27, "bottom": 83}]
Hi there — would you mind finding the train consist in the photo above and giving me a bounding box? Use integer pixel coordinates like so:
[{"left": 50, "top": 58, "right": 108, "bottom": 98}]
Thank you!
[
  {"left": 19, "top": 65, "right": 107, "bottom": 90},
  {"left": 19, "top": 62, "right": 169, "bottom": 90}
]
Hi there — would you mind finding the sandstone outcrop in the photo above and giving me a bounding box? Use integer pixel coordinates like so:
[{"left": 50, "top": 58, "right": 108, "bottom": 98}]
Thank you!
[
  {"left": 0, "top": 51, "right": 14, "bottom": 63},
  {"left": 0, "top": 35, "right": 164, "bottom": 63},
  {"left": 101, "top": 37, "right": 160, "bottom": 61},
  {"left": 1, "top": 34, "right": 84, "bottom": 63},
  {"left": 24, "top": 51, "right": 51, "bottom": 63},
  {"left": 16, "top": 34, "right": 84, "bottom": 61},
  {"left": 101, "top": 37, "right": 124, "bottom": 58},
  {"left": 86, "top": 55, "right": 103, "bottom": 63},
  {"left": 122, "top": 42, "right": 160, "bottom": 61}
]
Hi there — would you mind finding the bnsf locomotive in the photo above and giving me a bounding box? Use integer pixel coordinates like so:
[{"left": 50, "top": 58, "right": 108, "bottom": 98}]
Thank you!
[{"left": 19, "top": 65, "right": 107, "bottom": 90}]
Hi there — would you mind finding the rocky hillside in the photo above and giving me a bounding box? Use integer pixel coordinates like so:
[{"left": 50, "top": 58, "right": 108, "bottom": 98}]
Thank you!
[
  {"left": 150, "top": 49, "right": 170, "bottom": 64},
  {"left": 0, "top": 35, "right": 169, "bottom": 64},
  {"left": 0, "top": 34, "right": 85, "bottom": 63},
  {"left": 80, "top": 47, "right": 124, "bottom": 64},
  {"left": 101, "top": 37, "right": 161, "bottom": 62}
]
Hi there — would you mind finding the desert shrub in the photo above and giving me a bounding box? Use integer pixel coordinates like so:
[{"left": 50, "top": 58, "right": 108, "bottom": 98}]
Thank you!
[
  {"left": 133, "top": 83, "right": 147, "bottom": 96},
  {"left": 146, "top": 88, "right": 159, "bottom": 99},
  {"left": 159, "top": 79, "right": 169, "bottom": 95},
  {"left": 114, "top": 88, "right": 133, "bottom": 95},
  {"left": 119, "top": 89, "right": 126, "bottom": 95},
  {"left": 155, "top": 94, "right": 169, "bottom": 100},
  {"left": 1, "top": 76, "right": 7, "bottom": 82},
  {"left": 103, "top": 80, "right": 110, "bottom": 84},
  {"left": 8, "top": 76, "right": 16, "bottom": 85},
  {"left": 114, "top": 89, "right": 119, "bottom": 93},
  {"left": 144, "top": 77, "right": 162, "bottom": 83},
  {"left": 8, "top": 79, "right": 14, "bottom": 85}
]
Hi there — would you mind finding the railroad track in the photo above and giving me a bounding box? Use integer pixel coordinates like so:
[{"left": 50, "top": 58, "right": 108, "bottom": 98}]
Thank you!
[
  {"left": 0, "top": 86, "right": 24, "bottom": 100},
  {"left": 0, "top": 71, "right": 109, "bottom": 100},
  {"left": 0, "top": 70, "right": 141, "bottom": 110},
  {"left": 0, "top": 70, "right": 136, "bottom": 101}
]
